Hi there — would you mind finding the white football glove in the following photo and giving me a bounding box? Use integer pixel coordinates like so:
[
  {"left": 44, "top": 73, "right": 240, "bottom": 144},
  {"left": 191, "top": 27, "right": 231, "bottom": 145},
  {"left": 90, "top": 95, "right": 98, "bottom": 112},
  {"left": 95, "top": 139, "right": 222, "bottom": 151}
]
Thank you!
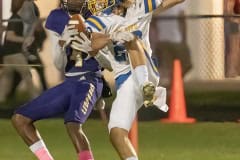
[
  {"left": 60, "top": 25, "right": 79, "bottom": 48},
  {"left": 153, "top": 86, "right": 169, "bottom": 112},
  {"left": 70, "top": 32, "right": 93, "bottom": 53},
  {"left": 110, "top": 31, "right": 135, "bottom": 43}
]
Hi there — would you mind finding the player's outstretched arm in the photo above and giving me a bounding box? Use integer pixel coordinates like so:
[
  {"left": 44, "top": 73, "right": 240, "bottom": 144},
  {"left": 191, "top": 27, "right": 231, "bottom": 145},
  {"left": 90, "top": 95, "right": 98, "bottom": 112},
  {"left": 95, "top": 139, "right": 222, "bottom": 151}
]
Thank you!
[
  {"left": 70, "top": 32, "right": 112, "bottom": 55},
  {"left": 153, "top": 0, "right": 185, "bottom": 15},
  {"left": 90, "top": 31, "right": 134, "bottom": 52},
  {"left": 91, "top": 32, "right": 112, "bottom": 52},
  {"left": 72, "top": 31, "right": 135, "bottom": 54}
]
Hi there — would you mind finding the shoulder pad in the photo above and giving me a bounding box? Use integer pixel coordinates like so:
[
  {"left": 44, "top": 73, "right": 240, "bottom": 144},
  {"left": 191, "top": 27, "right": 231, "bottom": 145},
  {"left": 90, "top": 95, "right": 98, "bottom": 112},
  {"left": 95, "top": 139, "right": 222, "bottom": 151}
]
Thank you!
[
  {"left": 45, "top": 8, "right": 70, "bottom": 35},
  {"left": 85, "top": 15, "right": 107, "bottom": 31}
]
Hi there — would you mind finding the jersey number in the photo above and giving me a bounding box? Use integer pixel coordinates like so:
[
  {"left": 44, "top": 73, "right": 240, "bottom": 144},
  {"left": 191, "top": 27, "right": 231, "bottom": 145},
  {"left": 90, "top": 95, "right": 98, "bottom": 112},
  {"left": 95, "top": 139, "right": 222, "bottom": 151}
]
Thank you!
[{"left": 113, "top": 44, "right": 128, "bottom": 62}]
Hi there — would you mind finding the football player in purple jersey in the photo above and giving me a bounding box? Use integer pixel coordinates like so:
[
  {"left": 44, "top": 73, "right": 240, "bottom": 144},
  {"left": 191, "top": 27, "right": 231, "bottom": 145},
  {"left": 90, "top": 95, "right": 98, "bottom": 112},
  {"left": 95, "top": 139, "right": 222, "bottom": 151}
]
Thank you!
[{"left": 11, "top": 1, "right": 112, "bottom": 160}]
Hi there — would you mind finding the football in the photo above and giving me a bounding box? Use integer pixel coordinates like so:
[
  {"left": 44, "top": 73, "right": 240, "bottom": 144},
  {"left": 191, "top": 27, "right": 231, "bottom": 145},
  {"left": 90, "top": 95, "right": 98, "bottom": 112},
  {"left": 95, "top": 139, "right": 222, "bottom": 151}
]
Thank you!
[
  {"left": 58, "top": 14, "right": 88, "bottom": 47},
  {"left": 68, "top": 14, "right": 88, "bottom": 34},
  {"left": 234, "top": 0, "right": 240, "bottom": 14}
]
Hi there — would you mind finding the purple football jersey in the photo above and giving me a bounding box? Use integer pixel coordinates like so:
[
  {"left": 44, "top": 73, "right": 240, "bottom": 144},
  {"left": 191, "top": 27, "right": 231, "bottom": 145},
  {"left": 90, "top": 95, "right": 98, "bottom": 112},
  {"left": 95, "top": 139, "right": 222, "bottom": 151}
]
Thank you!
[{"left": 15, "top": 9, "right": 103, "bottom": 124}]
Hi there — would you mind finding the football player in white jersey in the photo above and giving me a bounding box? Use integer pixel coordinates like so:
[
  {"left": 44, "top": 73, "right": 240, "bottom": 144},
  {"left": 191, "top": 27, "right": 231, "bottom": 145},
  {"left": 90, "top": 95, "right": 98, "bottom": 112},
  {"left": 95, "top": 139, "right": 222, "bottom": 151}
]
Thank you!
[
  {"left": 75, "top": 0, "right": 185, "bottom": 106},
  {"left": 71, "top": 0, "right": 185, "bottom": 159},
  {"left": 76, "top": 0, "right": 163, "bottom": 107}
]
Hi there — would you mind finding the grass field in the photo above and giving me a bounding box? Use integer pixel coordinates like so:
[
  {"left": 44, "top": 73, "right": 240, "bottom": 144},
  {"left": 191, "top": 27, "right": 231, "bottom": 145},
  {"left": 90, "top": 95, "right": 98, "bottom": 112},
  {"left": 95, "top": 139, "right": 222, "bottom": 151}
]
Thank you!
[{"left": 1, "top": 119, "right": 240, "bottom": 160}]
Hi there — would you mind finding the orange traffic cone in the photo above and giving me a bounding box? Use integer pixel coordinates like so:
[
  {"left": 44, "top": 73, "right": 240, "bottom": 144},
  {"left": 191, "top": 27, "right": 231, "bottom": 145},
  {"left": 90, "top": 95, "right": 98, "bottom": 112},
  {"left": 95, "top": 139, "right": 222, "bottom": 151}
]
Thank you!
[
  {"left": 129, "top": 116, "right": 138, "bottom": 153},
  {"left": 161, "top": 59, "right": 196, "bottom": 123}
]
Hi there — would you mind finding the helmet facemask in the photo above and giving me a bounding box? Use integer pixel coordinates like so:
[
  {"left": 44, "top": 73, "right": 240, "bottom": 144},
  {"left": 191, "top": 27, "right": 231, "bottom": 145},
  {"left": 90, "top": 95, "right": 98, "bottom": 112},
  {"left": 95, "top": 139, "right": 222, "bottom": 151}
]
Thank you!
[{"left": 61, "top": 0, "right": 92, "bottom": 18}]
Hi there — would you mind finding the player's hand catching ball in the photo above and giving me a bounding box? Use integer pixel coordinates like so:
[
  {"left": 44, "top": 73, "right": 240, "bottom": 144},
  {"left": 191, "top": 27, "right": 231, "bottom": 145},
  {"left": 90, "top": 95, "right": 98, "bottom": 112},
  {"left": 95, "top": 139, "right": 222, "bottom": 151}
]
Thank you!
[
  {"left": 59, "top": 25, "right": 79, "bottom": 48},
  {"left": 71, "top": 32, "right": 93, "bottom": 53}
]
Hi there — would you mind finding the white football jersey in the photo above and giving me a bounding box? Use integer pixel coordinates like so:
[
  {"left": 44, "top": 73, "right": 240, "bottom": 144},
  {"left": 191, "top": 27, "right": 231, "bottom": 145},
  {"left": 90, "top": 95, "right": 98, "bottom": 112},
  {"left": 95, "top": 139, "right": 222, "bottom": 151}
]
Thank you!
[
  {"left": 124, "top": 0, "right": 162, "bottom": 55},
  {"left": 85, "top": 0, "right": 162, "bottom": 78},
  {"left": 86, "top": 14, "right": 131, "bottom": 78}
]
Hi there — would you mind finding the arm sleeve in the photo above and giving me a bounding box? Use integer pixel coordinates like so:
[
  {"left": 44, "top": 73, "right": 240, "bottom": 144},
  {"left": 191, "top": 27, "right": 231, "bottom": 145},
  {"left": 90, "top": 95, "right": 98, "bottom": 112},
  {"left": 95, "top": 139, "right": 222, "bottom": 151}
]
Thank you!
[
  {"left": 48, "top": 30, "right": 67, "bottom": 72},
  {"left": 144, "top": 0, "right": 163, "bottom": 13}
]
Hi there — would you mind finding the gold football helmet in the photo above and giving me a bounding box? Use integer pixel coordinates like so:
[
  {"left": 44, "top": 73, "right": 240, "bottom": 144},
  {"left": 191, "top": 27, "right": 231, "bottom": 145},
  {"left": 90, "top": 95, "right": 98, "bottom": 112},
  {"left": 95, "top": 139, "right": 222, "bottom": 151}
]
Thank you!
[{"left": 87, "top": 0, "right": 116, "bottom": 14}]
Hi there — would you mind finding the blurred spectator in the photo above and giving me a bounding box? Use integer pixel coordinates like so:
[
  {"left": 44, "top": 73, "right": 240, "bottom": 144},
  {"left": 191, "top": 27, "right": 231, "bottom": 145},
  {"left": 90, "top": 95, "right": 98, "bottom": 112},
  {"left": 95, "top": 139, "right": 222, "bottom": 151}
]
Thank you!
[
  {"left": 0, "top": 25, "right": 6, "bottom": 63},
  {"left": 0, "top": 0, "right": 37, "bottom": 102},
  {"left": 150, "top": 1, "right": 191, "bottom": 84},
  {"left": 225, "top": 0, "right": 240, "bottom": 78},
  {"left": 16, "top": 0, "right": 48, "bottom": 90}
]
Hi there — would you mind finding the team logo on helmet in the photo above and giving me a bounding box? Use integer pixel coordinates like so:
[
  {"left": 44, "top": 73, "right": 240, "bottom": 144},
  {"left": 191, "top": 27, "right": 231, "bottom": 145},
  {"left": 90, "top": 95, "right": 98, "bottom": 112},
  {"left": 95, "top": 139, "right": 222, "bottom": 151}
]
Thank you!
[{"left": 87, "top": 0, "right": 116, "bottom": 14}]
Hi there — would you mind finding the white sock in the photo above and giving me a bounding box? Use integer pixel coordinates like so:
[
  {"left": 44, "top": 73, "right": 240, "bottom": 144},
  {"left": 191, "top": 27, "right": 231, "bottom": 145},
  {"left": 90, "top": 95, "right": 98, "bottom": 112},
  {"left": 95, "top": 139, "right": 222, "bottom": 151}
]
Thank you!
[
  {"left": 29, "top": 140, "right": 46, "bottom": 153},
  {"left": 134, "top": 65, "right": 148, "bottom": 88},
  {"left": 29, "top": 140, "right": 54, "bottom": 160},
  {"left": 125, "top": 156, "right": 139, "bottom": 160}
]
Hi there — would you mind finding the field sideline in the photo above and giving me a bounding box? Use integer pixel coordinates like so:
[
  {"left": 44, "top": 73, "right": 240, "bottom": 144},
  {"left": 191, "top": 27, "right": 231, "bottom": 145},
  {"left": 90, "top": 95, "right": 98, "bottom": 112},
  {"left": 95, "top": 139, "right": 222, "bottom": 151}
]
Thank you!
[{"left": 1, "top": 119, "right": 240, "bottom": 160}]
